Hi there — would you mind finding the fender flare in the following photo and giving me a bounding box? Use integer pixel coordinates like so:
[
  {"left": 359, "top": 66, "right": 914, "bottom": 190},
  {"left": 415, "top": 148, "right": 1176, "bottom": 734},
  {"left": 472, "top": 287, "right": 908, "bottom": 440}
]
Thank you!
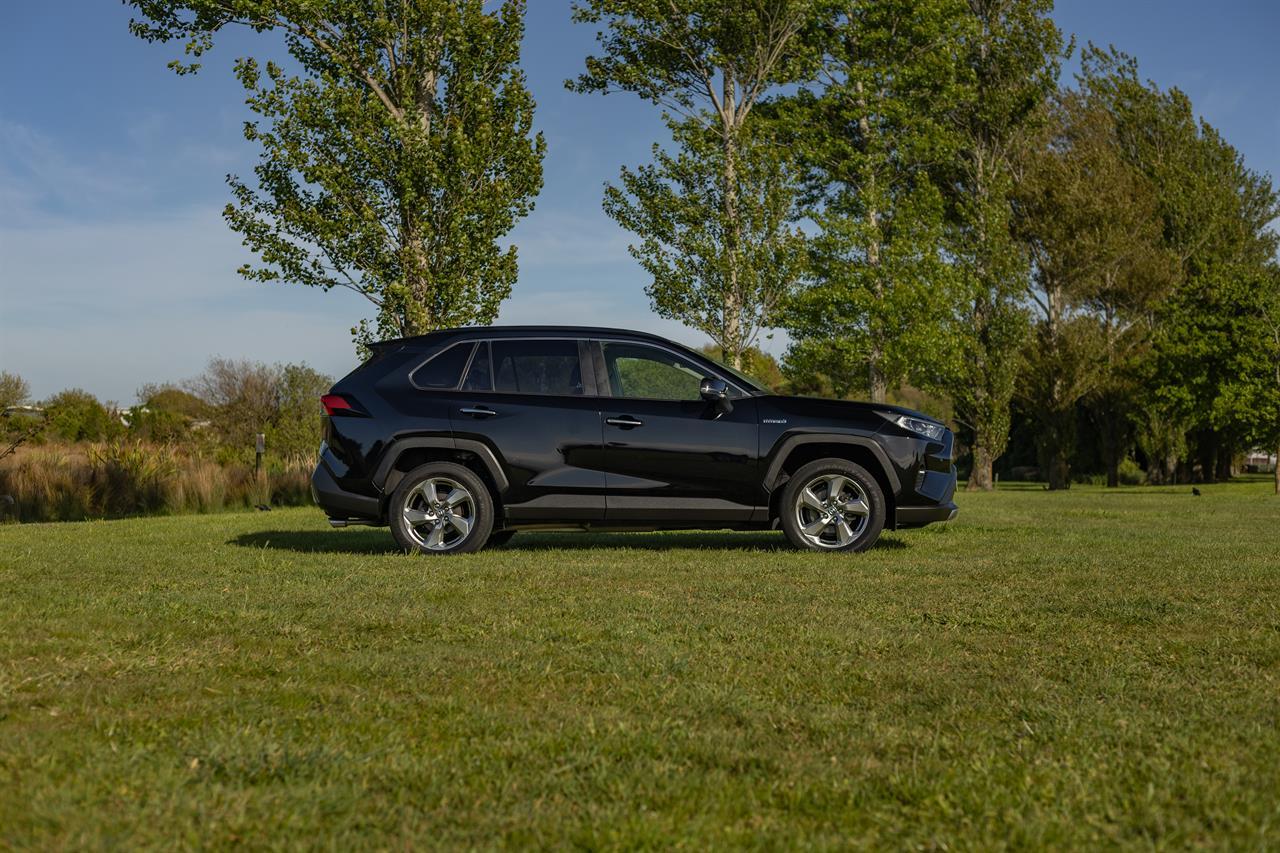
[
  {"left": 372, "top": 436, "right": 509, "bottom": 493},
  {"left": 762, "top": 434, "right": 901, "bottom": 495}
]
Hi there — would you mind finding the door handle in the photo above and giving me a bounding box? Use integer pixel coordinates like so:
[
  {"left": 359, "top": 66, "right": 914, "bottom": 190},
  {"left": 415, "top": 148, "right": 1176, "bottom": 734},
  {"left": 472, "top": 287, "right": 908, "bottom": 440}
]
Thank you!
[
  {"left": 605, "top": 416, "right": 643, "bottom": 428},
  {"left": 460, "top": 406, "right": 497, "bottom": 418}
]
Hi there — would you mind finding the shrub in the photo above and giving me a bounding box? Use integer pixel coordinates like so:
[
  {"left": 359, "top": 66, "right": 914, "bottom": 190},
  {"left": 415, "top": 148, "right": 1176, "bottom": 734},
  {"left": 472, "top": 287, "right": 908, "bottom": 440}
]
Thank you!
[
  {"left": 43, "top": 390, "right": 122, "bottom": 443},
  {"left": 1117, "top": 457, "right": 1145, "bottom": 486},
  {"left": 0, "top": 446, "right": 94, "bottom": 522}
]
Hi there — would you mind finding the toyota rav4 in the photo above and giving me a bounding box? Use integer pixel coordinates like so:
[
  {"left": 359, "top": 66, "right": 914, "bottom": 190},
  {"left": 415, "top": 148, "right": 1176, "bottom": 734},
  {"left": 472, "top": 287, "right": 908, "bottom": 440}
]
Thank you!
[{"left": 312, "top": 326, "right": 957, "bottom": 554}]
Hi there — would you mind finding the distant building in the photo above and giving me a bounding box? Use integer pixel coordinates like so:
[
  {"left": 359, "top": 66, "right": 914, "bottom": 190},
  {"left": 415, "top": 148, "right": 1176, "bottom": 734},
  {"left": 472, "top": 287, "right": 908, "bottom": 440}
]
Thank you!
[
  {"left": 1244, "top": 450, "right": 1278, "bottom": 473},
  {"left": 2, "top": 405, "right": 44, "bottom": 420}
]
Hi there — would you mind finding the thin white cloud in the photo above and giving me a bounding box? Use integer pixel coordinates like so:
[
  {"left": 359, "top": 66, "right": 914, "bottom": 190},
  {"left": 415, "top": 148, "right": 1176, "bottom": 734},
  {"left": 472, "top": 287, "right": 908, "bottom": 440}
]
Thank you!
[{"left": 0, "top": 206, "right": 373, "bottom": 402}]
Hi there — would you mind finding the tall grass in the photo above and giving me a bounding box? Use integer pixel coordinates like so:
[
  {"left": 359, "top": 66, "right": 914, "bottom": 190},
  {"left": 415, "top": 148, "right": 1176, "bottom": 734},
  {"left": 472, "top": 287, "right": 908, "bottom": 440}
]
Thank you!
[{"left": 0, "top": 442, "right": 316, "bottom": 523}]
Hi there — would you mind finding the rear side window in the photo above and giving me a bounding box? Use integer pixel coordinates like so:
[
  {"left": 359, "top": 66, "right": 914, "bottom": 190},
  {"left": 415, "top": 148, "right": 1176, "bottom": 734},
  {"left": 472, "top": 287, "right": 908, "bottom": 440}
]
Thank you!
[
  {"left": 411, "top": 342, "right": 474, "bottom": 389},
  {"left": 492, "top": 340, "right": 584, "bottom": 396}
]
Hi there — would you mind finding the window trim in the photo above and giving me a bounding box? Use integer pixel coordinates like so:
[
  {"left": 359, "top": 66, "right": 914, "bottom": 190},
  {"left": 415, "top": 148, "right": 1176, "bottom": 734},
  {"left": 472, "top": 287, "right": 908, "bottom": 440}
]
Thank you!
[
  {"left": 407, "top": 334, "right": 746, "bottom": 399},
  {"left": 408, "top": 341, "right": 477, "bottom": 392}
]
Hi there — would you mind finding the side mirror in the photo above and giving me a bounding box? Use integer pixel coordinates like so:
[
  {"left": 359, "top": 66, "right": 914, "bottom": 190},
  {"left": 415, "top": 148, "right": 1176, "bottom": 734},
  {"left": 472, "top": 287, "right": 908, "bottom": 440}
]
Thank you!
[{"left": 699, "top": 377, "right": 733, "bottom": 415}]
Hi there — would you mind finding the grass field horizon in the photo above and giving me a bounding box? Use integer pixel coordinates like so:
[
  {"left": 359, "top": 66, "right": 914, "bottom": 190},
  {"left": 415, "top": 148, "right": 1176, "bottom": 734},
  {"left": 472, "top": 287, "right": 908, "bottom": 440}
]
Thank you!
[{"left": 2, "top": 479, "right": 1278, "bottom": 847}]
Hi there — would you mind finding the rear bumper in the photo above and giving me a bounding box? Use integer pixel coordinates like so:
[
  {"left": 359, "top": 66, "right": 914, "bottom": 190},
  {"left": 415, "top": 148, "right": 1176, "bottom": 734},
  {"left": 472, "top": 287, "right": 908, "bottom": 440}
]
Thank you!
[
  {"left": 311, "top": 458, "right": 381, "bottom": 521},
  {"left": 896, "top": 502, "right": 959, "bottom": 529}
]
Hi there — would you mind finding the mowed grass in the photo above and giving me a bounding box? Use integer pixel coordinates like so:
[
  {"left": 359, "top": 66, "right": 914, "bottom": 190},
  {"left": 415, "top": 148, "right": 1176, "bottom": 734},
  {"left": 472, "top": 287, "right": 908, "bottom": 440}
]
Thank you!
[{"left": 1, "top": 481, "right": 1278, "bottom": 849}]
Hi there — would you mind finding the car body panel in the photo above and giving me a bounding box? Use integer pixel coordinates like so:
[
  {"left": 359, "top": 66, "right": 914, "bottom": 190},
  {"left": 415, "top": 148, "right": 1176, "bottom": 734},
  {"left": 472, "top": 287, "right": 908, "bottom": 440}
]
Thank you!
[
  {"left": 598, "top": 396, "right": 761, "bottom": 522},
  {"left": 448, "top": 390, "right": 607, "bottom": 522}
]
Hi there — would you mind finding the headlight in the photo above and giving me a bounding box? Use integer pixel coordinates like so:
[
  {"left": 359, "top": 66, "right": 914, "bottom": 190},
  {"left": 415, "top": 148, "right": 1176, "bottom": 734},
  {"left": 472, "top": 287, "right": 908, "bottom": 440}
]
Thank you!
[{"left": 884, "top": 413, "right": 946, "bottom": 442}]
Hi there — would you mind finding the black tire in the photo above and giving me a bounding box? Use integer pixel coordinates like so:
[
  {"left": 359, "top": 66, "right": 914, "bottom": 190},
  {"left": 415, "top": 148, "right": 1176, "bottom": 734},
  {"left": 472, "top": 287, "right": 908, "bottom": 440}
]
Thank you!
[
  {"left": 486, "top": 530, "right": 517, "bottom": 548},
  {"left": 778, "top": 458, "right": 886, "bottom": 553},
  {"left": 388, "top": 462, "right": 494, "bottom": 555}
]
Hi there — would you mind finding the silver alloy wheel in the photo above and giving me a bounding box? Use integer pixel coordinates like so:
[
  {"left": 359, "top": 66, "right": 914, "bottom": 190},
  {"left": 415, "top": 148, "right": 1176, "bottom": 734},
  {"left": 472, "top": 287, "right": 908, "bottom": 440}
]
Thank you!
[
  {"left": 401, "top": 476, "right": 476, "bottom": 551},
  {"left": 793, "top": 473, "right": 871, "bottom": 549}
]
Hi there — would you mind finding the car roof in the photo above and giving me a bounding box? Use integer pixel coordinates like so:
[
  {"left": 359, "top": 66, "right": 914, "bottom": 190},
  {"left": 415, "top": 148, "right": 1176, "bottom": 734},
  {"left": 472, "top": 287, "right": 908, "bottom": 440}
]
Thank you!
[{"left": 371, "top": 325, "right": 681, "bottom": 349}]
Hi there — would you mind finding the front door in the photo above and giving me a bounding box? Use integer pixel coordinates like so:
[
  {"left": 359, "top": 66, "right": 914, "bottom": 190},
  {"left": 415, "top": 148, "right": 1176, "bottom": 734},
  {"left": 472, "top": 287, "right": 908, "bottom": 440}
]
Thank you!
[
  {"left": 449, "top": 338, "right": 606, "bottom": 523},
  {"left": 594, "top": 340, "right": 761, "bottom": 524}
]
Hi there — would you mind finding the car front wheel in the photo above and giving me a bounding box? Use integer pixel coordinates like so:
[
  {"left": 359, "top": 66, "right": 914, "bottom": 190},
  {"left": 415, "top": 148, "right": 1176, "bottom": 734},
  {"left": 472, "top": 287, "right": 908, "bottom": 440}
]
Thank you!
[
  {"left": 779, "top": 458, "right": 886, "bottom": 552},
  {"left": 389, "top": 462, "right": 494, "bottom": 556}
]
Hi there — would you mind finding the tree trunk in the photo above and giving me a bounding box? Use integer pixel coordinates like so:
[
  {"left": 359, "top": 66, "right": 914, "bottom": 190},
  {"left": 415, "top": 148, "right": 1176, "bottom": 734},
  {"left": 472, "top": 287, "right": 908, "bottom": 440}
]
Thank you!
[
  {"left": 855, "top": 82, "right": 886, "bottom": 405},
  {"left": 1102, "top": 408, "right": 1121, "bottom": 488},
  {"left": 1275, "top": 443, "right": 1279, "bottom": 495},
  {"left": 867, "top": 357, "right": 886, "bottom": 404},
  {"left": 1046, "top": 452, "right": 1070, "bottom": 489},
  {"left": 968, "top": 443, "right": 996, "bottom": 491},
  {"left": 721, "top": 74, "right": 742, "bottom": 371}
]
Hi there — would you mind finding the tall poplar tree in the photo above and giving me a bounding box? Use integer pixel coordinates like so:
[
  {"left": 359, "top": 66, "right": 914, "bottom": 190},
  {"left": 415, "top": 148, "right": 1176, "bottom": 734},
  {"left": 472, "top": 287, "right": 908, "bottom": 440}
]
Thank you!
[
  {"left": 1012, "top": 92, "right": 1175, "bottom": 489},
  {"left": 943, "top": 0, "right": 1063, "bottom": 491},
  {"left": 781, "top": 0, "right": 969, "bottom": 403},
  {"left": 570, "top": 0, "right": 817, "bottom": 368},
  {"left": 127, "top": 0, "right": 545, "bottom": 347}
]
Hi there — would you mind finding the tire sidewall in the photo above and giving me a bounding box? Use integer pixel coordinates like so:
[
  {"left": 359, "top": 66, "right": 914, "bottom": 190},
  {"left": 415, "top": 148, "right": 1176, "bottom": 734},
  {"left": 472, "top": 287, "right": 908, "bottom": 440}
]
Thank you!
[
  {"left": 389, "top": 462, "right": 494, "bottom": 555},
  {"left": 780, "top": 459, "right": 886, "bottom": 553}
]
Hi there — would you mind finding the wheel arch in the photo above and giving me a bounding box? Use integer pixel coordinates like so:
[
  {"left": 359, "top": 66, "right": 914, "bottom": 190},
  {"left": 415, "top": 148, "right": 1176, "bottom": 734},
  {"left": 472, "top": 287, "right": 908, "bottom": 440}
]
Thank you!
[
  {"left": 373, "top": 437, "right": 508, "bottom": 518},
  {"left": 764, "top": 436, "right": 899, "bottom": 528}
]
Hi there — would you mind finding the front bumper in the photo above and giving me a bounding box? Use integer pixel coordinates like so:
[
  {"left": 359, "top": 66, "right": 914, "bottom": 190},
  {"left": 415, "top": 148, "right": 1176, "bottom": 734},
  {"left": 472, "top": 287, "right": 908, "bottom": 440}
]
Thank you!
[
  {"left": 896, "top": 502, "right": 959, "bottom": 528},
  {"left": 894, "top": 464, "right": 958, "bottom": 529}
]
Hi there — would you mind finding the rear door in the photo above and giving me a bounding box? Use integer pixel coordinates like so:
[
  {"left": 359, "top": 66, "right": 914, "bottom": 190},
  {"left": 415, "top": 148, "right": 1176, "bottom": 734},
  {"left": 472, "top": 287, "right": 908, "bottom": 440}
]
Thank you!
[
  {"left": 448, "top": 338, "right": 606, "bottom": 523},
  {"left": 594, "top": 340, "right": 761, "bottom": 524}
]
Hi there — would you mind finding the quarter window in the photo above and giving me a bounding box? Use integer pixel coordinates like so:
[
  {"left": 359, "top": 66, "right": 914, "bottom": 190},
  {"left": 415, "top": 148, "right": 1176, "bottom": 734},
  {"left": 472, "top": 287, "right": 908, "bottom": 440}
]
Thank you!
[
  {"left": 492, "top": 340, "right": 585, "bottom": 396},
  {"left": 412, "top": 342, "right": 475, "bottom": 389},
  {"left": 601, "top": 342, "right": 706, "bottom": 401}
]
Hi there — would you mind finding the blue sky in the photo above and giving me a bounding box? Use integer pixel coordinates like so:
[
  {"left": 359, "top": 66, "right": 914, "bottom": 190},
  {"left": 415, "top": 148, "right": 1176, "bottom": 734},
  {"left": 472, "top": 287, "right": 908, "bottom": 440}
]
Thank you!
[{"left": 1, "top": 0, "right": 1277, "bottom": 403}]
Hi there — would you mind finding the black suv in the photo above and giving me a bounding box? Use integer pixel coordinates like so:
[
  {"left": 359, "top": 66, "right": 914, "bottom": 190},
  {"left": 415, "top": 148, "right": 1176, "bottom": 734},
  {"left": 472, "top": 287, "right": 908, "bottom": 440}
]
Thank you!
[{"left": 312, "top": 326, "right": 957, "bottom": 554}]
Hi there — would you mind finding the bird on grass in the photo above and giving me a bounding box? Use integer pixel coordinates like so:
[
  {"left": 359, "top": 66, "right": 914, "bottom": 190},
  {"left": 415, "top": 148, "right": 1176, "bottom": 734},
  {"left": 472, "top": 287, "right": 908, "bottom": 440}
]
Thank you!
[
  {"left": 255, "top": 504, "right": 272, "bottom": 512},
  {"left": 1191, "top": 487, "right": 1201, "bottom": 497}
]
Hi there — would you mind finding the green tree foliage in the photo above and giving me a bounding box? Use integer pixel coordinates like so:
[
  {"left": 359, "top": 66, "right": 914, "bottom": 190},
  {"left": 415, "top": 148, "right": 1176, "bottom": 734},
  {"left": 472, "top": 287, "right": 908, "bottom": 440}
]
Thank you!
[
  {"left": 126, "top": 0, "right": 545, "bottom": 347},
  {"left": 186, "top": 359, "right": 333, "bottom": 460},
  {"left": 0, "top": 372, "right": 31, "bottom": 410},
  {"left": 571, "top": 0, "right": 817, "bottom": 368},
  {"left": 1081, "top": 47, "right": 1279, "bottom": 483},
  {"left": 268, "top": 363, "right": 334, "bottom": 459},
  {"left": 128, "top": 385, "right": 213, "bottom": 443},
  {"left": 188, "top": 358, "right": 282, "bottom": 452},
  {"left": 603, "top": 121, "right": 808, "bottom": 369},
  {"left": 43, "top": 390, "right": 123, "bottom": 444},
  {"left": 699, "top": 343, "right": 785, "bottom": 391},
  {"left": 781, "top": 0, "right": 969, "bottom": 403},
  {"left": 944, "top": 0, "right": 1064, "bottom": 490},
  {"left": 1012, "top": 91, "right": 1177, "bottom": 489}
]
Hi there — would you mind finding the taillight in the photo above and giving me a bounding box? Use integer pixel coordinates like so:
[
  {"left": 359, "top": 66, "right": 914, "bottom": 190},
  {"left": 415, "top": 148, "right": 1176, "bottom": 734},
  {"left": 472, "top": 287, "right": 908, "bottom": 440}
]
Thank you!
[{"left": 320, "top": 394, "right": 354, "bottom": 416}]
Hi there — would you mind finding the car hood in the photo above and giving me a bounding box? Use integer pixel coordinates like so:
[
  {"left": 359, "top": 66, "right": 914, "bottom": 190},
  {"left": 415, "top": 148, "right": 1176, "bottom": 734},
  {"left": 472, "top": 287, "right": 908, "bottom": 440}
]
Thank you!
[{"left": 759, "top": 395, "right": 942, "bottom": 427}]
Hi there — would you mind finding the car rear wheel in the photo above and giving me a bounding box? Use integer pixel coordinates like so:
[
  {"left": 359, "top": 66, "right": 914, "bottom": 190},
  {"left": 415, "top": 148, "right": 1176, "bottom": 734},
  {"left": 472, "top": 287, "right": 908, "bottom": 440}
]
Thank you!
[
  {"left": 779, "top": 458, "right": 885, "bottom": 552},
  {"left": 389, "top": 462, "right": 494, "bottom": 555}
]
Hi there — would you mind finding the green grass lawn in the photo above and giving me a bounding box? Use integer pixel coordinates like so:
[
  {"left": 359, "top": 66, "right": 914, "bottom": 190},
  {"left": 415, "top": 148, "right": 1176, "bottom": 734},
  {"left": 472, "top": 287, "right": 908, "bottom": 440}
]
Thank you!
[{"left": 2, "top": 480, "right": 1278, "bottom": 848}]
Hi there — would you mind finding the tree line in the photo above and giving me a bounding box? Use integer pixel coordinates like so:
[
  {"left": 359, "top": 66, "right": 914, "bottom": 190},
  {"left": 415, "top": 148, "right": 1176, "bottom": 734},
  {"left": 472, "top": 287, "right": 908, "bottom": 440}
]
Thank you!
[
  {"left": 125, "top": 0, "right": 1279, "bottom": 491},
  {"left": 0, "top": 361, "right": 331, "bottom": 463}
]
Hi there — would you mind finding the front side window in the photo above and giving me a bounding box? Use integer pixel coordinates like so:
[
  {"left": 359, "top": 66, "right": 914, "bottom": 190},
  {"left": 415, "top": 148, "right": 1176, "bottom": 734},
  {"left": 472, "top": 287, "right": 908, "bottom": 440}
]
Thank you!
[
  {"left": 412, "top": 342, "right": 475, "bottom": 389},
  {"left": 491, "top": 339, "right": 585, "bottom": 396},
  {"left": 601, "top": 342, "right": 707, "bottom": 401}
]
